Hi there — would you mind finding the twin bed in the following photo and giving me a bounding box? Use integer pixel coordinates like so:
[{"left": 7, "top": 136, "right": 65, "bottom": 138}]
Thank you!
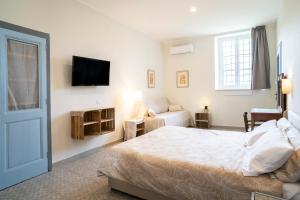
[
  {"left": 144, "top": 110, "right": 193, "bottom": 132},
  {"left": 142, "top": 97, "right": 193, "bottom": 132},
  {"left": 99, "top": 111, "right": 300, "bottom": 200}
]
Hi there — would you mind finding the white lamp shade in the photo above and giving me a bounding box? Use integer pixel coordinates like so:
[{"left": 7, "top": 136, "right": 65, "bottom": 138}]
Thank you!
[{"left": 282, "top": 79, "right": 292, "bottom": 94}]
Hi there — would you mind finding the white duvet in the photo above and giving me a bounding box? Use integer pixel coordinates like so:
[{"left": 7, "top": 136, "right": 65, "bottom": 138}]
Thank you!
[{"left": 99, "top": 126, "right": 282, "bottom": 200}]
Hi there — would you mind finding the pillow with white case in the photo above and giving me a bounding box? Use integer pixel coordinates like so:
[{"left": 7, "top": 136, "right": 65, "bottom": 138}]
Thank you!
[
  {"left": 242, "top": 128, "right": 294, "bottom": 176},
  {"left": 146, "top": 98, "right": 169, "bottom": 114},
  {"left": 148, "top": 108, "right": 156, "bottom": 118},
  {"left": 168, "top": 105, "right": 183, "bottom": 112},
  {"left": 244, "top": 120, "right": 277, "bottom": 147},
  {"left": 275, "top": 127, "right": 300, "bottom": 182},
  {"left": 255, "top": 119, "right": 277, "bottom": 131},
  {"left": 277, "top": 117, "right": 294, "bottom": 132}
]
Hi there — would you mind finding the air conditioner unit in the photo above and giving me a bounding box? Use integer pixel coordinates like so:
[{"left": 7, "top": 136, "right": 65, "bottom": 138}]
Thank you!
[{"left": 169, "top": 44, "right": 194, "bottom": 55}]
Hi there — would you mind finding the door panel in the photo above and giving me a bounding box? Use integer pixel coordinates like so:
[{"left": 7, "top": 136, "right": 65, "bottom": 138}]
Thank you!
[
  {"left": 0, "top": 27, "right": 48, "bottom": 190},
  {"left": 6, "top": 118, "right": 42, "bottom": 169}
]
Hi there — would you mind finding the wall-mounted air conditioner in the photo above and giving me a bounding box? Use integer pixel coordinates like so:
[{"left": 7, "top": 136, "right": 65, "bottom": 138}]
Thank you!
[{"left": 169, "top": 44, "right": 194, "bottom": 55}]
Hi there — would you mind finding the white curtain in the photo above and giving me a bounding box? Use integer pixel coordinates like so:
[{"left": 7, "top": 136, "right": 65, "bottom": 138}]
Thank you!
[{"left": 7, "top": 39, "right": 39, "bottom": 111}]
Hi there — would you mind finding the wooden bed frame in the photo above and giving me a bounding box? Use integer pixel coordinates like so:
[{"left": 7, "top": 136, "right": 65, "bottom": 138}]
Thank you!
[{"left": 108, "top": 111, "right": 300, "bottom": 200}]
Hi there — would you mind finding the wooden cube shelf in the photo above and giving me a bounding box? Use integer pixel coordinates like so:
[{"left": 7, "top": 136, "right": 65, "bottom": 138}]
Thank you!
[
  {"left": 195, "top": 112, "right": 209, "bottom": 129},
  {"left": 71, "top": 108, "right": 115, "bottom": 140}
]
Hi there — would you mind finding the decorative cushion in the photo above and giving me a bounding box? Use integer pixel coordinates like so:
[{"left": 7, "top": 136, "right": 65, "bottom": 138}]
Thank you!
[
  {"left": 148, "top": 108, "right": 156, "bottom": 118},
  {"left": 168, "top": 105, "right": 183, "bottom": 112},
  {"left": 242, "top": 128, "right": 294, "bottom": 176},
  {"left": 275, "top": 127, "right": 300, "bottom": 182},
  {"left": 244, "top": 120, "right": 277, "bottom": 147}
]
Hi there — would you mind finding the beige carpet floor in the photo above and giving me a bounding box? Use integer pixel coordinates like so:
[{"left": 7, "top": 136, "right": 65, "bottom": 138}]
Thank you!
[{"left": 0, "top": 147, "right": 139, "bottom": 200}]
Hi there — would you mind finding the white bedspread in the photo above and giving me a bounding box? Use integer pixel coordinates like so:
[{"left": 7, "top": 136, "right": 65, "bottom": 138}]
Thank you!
[{"left": 99, "top": 126, "right": 282, "bottom": 200}]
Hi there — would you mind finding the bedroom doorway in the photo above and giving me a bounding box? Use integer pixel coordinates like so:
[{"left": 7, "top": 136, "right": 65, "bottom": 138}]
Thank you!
[{"left": 0, "top": 21, "right": 51, "bottom": 190}]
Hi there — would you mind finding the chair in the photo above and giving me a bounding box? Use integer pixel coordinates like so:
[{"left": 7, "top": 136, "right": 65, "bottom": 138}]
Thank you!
[
  {"left": 243, "top": 112, "right": 251, "bottom": 132},
  {"left": 243, "top": 112, "right": 262, "bottom": 132}
]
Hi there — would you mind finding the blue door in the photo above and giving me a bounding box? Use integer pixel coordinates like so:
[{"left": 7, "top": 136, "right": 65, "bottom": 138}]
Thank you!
[{"left": 0, "top": 28, "right": 48, "bottom": 190}]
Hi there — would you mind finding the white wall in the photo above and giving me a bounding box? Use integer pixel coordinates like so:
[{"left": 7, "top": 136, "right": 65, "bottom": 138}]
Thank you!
[
  {"left": 277, "top": 0, "right": 300, "bottom": 116},
  {"left": 162, "top": 23, "right": 277, "bottom": 127},
  {"left": 0, "top": 0, "right": 164, "bottom": 162}
]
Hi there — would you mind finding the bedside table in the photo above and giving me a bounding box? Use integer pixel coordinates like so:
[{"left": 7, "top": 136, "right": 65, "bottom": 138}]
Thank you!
[
  {"left": 124, "top": 119, "right": 145, "bottom": 141},
  {"left": 195, "top": 112, "right": 209, "bottom": 128},
  {"left": 251, "top": 192, "right": 286, "bottom": 200}
]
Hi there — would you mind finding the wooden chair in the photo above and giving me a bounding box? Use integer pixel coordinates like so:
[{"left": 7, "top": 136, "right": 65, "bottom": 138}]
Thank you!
[
  {"left": 243, "top": 112, "right": 262, "bottom": 132},
  {"left": 243, "top": 112, "right": 251, "bottom": 132}
]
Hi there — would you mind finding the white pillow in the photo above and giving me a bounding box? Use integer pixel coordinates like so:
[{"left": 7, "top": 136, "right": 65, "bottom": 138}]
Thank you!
[
  {"left": 286, "top": 127, "right": 300, "bottom": 149},
  {"left": 168, "top": 105, "right": 183, "bottom": 112},
  {"left": 277, "top": 118, "right": 294, "bottom": 132},
  {"left": 244, "top": 120, "right": 277, "bottom": 147},
  {"left": 147, "top": 97, "right": 169, "bottom": 114},
  {"left": 148, "top": 108, "right": 156, "bottom": 118},
  {"left": 242, "top": 128, "right": 294, "bottom": 176},
  {"left": 158, "top": 97, "right": 169, "bottom": 113},
  {"left": 244, "top": 130, "right": 269, "bottom": 147},
  {"left": 255, "top": 119, "right": 277, "bottom": 131}
]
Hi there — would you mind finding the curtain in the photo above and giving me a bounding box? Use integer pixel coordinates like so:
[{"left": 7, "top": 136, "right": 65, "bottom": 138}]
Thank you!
[
  {"left": 7, "top": 39, "right": 39, "bottom": 111},
  {"left": 251, "top": 26, "right": 271, "bottom": 90}
]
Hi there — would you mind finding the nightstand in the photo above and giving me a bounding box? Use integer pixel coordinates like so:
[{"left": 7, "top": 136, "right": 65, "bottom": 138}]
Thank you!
[
  {"left": 251, "top": 192, "right": 286, "bottom": 200},
  {"left": 195, "top": 112, "right": 209, "bottom": 128},
  {"left": 124, "top": 119, "right": 145, "bottom": 141}
]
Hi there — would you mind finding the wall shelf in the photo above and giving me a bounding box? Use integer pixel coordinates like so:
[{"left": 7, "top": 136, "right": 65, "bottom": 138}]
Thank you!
[
  {"left": 71, "top": 108, "right": 115, "bottom": 140},
  {"left": 101, "top": 118, "right": 114, "bottom": 123},
  {"left": 83, "top": 121, "right": 99, "bottom": 126}
]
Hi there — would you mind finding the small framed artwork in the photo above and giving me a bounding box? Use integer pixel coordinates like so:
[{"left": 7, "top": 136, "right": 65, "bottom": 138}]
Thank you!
[
  {"left": 176, "top": 70, "right": 189, "bottom": 88},
  {"left": 147, "top": 69, "right": 155, "bottom": 88}
]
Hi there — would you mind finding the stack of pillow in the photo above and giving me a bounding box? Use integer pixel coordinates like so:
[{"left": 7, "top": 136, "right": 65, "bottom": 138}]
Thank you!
[{"left": 242, "top": 118, "right": 300, "bottom": 183}]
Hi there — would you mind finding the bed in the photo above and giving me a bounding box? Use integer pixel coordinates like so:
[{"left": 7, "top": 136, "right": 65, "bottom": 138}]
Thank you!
[
  {"left": 99, "top": 111, "right": 300, "bottom": 200},
  {"left": 144, "top": 110, "right": 193, "bottom": 132},
  {"left": 143, "top": 97, "right": 193, "bottom": 132}
]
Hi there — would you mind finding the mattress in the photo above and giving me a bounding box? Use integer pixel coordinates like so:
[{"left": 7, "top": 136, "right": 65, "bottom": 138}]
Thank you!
[
  {"left": 156, "top": 110, "right": 192, "bottom": 126},
  {"left": 99, "top": 126, "right": 282, "bottom": 200}
]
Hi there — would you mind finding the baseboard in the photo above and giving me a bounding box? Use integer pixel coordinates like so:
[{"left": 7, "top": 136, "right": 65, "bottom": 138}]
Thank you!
[{"left": 53, "top": 137, "right": 123, "bottom": 166}]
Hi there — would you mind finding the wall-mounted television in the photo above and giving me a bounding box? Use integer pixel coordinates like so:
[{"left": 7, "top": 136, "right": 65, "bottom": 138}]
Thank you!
[{"left": 72, "top": 56, "right": 110, "bottom": 86}]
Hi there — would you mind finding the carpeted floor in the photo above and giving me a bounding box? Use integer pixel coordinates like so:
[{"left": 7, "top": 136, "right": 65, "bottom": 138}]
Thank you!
[{"left": 0, "top": 147, "right": 139, "bottom": 200}]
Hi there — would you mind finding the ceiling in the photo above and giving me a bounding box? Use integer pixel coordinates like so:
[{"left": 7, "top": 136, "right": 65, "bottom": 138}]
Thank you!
[{"left": 77, "top": 0, "right": 281, "bottom": 41}]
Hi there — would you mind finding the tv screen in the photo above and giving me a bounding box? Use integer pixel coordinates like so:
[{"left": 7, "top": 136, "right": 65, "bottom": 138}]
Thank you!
[{"left": 72, "top": 56, "right": 110, "bottom": 86}]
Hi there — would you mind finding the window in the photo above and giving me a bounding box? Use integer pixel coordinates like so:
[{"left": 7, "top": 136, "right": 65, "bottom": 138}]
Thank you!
[{"left": 215, "top": 31, "right": 252, "bottom": 90}]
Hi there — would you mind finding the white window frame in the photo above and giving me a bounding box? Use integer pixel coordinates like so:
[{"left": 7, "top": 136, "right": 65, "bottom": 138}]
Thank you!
[{"left": 215, "top": 31, "right": 252, "bottom": 90}]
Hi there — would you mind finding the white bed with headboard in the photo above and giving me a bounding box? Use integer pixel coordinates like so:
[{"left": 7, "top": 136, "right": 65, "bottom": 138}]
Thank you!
[{"left": 99, "top": 110, "right": 300, "bottom": 200}]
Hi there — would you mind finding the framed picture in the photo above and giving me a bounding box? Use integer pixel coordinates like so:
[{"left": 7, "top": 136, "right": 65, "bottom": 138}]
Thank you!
[
  {"left": 147, "top": 70, "right": 155, "bottom": 88},
  {"left": 176, "top": 70, "right": 189, "bottom": 88}
]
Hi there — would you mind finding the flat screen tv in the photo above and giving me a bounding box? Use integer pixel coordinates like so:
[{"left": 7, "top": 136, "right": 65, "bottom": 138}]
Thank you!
[{"left": 72, "top": 56, "right": 110, "bottom": 86}]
